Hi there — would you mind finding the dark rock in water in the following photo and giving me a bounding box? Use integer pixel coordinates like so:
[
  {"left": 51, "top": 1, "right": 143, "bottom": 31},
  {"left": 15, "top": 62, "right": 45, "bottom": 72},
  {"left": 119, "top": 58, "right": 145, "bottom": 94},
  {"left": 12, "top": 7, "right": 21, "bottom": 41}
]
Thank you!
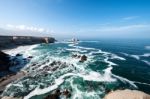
[
  {"left": 28, "top": 56, "right": 33, "bottom": 59},
  {"left": 16, "top": 53, "right": 22, "bottom": 56},
  {"left": 63, "top": 89, "right": 71, "bottom": 98},
  {"left": 72, "top": 54, "right": 82, "bottom": 59},
  {"left": 72, "top": 54, "right": 77, "bottom": 58},
  {"left": 44, "top": 89, "right": 72, "bottom": 99},
  {"left": 79, "top": 55, "right": 87, "bottom": 62},
  {"left": 77, "top": 55, "right": 81, "bottom": 58},
  {"left": 50, "top": 61, "right": 57, "bottom": 66},
  {"left": 44, "top": 89, "right": 61, "bottom": 99}
]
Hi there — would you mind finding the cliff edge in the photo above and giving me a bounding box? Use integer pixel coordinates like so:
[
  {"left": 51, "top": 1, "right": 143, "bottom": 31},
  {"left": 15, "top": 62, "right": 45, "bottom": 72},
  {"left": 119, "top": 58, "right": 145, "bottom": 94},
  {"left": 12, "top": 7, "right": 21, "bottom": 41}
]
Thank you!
[{"left": 0, "top": 36, "right": 56, "bottom": 50}]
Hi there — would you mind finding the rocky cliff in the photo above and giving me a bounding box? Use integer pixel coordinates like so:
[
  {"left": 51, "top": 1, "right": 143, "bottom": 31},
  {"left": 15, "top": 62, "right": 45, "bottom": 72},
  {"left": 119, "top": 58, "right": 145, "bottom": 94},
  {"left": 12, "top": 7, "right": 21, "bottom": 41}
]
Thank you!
[
  {"left": 0, "top": 36, "right": 55, "bottom": 50},
  {"left": 0, "top": 51, "right": 10, "bottom": 71}
]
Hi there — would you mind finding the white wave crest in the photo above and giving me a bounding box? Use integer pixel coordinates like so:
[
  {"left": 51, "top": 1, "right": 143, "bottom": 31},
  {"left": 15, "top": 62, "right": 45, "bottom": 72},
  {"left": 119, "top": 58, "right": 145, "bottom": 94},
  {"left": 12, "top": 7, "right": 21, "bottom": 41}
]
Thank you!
[
  {"left": 145, "top": 46, "right": 150, "bottom": 50},
  {"left": 141, "top": 53, "right": 150, "bottom": 57},
  {"left": 142, "top": 60, "right": 150, "bottom": 66},
  {"left": 121, "top": 53, "right": 140, "bottom": 60},
  {"left": 3, "top": 44, "right": 39, "bottom": 56},
  {"left": 78, "top": 71, "right": 116, "bottom": 82},
  {"left": 130, "top": 55, "right": 140, "bottom": 60},
  {"left": 24, "top": 73, "right": 76, "bottom": 99},
  {"left": 66, "top": 48, "right": 87, "bottom": 53},
  {"left": 112, "top": 74, "right": 137, "bottom": 88},
  {"left": 110, "top": 54, "right": 126, "bottom": 60}
]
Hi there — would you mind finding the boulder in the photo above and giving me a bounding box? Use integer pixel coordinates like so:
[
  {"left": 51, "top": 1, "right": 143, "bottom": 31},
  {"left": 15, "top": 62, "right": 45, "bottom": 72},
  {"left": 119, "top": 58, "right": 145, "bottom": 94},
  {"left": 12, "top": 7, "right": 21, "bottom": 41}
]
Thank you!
[{"left": 79, "top": 55, "right": 87, "bottom": 62}]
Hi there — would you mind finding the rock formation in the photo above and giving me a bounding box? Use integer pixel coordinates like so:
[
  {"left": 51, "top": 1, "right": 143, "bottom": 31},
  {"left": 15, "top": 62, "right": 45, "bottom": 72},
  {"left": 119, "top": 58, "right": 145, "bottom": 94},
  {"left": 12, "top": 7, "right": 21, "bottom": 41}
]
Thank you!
[
  {"left": 0, "top": 51, "right": 10, "bottom": 71},
  {"left": 79, "top": 55, "right": 87, "bottom": 62},
  {"left": 0, "top": 36, "right": 56, "bottom": 50},
  {"left": 104, "top": 89, "right": 150, "bottom": 99}
]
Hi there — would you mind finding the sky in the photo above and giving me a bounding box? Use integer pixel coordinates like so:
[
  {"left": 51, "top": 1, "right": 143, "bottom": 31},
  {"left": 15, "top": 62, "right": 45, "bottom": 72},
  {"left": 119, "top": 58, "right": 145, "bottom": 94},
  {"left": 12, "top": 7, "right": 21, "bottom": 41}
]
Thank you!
[{"left": 0, "top": 0, "right": 150, "bottom": 39}]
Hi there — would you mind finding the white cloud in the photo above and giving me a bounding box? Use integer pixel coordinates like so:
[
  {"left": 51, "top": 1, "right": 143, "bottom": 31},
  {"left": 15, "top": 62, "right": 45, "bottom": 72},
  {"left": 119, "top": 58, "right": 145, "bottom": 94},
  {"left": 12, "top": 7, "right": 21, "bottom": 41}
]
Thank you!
[
  {"left": 0, "top": 24, "right": 52, "bottom": 37},
  {"left": 77, "top": 24, "right": 150, "bottom": 38},
  {"left": 6, "top": 24, "right": 46, "bottom": 33},
  {"left": 78, "top": 24, "right": 150, "bottom": 33},
  {"left": 96, "top": 24, "right": 149, "bottom": 32},
  {"left": 122, "top": 16, "right": 139, "bottom": 20}
]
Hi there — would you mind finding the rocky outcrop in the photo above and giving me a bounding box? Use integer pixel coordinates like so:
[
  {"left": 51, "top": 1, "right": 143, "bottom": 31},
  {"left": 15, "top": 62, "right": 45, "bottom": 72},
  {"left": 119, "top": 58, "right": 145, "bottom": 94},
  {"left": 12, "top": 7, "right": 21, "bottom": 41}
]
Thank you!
[
  {"left": 44, "top": 89, "right": 71, "bottom": 99},
  {"left": 0, "top": 51, "right": 29, "bottom": 78},
  {"left": 0, "top": 36, "right": 56, "bottom": 50},
  {"left": 0, "top": 51, "right": 29, "bottom": 93},
  {"left": 0, "top": 71, "right": 27, "bottom": 92},
  {"left": 0, "top": 51, "right": 10, "bottom": 71},
  {"left": 72, "top": 54, "right": 88, "bottom": 62},
  {"left": 79, "top": 55, "right": 87, "bottom": 62}
]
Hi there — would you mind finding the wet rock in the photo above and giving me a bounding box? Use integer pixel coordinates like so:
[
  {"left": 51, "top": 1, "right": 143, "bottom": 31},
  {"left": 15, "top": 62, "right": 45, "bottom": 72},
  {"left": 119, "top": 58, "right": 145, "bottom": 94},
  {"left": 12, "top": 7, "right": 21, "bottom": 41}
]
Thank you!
[
  {"left": 63, "top": 89, "right": 71, "bottom": 98},
  {"left": 72, "top": 54, "right": 81, "bottom": 59},
  {"left": 72, "top": 54, "right": 77, "bottom": 58},
  {"left": 28, "top": 56, "right": 33, "bottom": 59},
  {"left": 57, "top": 61, "right": 61, "bottom": 65},
  {"left": 44, "top": 89, "right": 61, "bottom": 99},
  {"left": 79, "top": 55, "right": 87, "bottom": 62},
  {"left": 77, "top": 55, "right": 81, "bottom": 58},
  {"left": 16, "top": 53, "right": 22, "bottom": 57},
  {"left": 51, "top": 66, "right": 58, "bottom": 71},
  {"left": 50, "top": 61, "right": 57, "bottom": 66}
]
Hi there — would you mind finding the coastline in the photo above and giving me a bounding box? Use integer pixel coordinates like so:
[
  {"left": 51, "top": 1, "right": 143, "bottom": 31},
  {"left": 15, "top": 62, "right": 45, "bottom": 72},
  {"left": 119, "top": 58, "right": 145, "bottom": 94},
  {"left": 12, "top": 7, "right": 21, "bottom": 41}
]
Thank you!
[
  {"left": 0, "top": 71, "right": 27, "bottom": 93},
  {"left": 0, "top": 35, "right": 55, "bottom": 97},
  {"left": 0, "top": 35, "right": 55, "bottom": 51},
  {"left": 0, "top": 44, "right": 38, "bottom": 95},
  {"left": 0, "top": 40, "right": 150, "bottom": 99}
]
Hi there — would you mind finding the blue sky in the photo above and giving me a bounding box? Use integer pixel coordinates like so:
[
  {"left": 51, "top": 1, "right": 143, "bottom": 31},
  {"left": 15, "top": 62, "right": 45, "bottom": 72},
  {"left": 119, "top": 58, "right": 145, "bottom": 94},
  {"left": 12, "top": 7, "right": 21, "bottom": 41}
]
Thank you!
[{"left": 0, "top": 0, "right": 150, "bottom": 39}]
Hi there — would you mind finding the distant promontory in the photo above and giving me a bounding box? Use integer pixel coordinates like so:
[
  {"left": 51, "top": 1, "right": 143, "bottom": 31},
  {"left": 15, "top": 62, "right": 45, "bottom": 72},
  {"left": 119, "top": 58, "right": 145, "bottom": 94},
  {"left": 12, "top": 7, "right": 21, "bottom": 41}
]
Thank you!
[{"left": 0, "top": 35, "right": 56, "bottom": 50}]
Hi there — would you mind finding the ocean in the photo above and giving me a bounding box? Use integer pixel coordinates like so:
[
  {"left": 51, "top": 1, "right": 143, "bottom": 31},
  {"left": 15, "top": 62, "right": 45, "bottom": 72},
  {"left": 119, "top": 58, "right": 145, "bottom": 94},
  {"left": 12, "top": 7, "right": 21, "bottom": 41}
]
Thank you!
[{"left": 1, "top": 39, "right": 150, "bottom": 99}]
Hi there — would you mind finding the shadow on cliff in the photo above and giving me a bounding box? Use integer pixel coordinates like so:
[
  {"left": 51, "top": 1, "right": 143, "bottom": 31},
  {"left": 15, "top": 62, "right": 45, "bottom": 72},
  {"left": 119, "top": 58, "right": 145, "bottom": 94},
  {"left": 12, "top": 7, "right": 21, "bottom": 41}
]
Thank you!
[{"left": 0, "top": 51, "right": 30, "bottom": 78}]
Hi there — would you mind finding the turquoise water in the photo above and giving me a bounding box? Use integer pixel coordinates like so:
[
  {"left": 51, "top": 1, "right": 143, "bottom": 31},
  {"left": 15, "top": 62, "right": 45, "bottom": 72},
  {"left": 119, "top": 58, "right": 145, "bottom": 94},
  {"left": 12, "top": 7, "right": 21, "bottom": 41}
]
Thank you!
[{"left": 1, "top": 39, "right": 150, "bottom": 99}]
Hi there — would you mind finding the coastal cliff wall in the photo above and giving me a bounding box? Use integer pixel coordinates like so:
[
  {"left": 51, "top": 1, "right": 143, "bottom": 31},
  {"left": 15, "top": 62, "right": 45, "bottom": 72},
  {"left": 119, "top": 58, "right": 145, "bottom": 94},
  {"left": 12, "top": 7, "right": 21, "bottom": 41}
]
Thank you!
[{"left": 0, "top": 36, "right": 55, "bottom": 50}]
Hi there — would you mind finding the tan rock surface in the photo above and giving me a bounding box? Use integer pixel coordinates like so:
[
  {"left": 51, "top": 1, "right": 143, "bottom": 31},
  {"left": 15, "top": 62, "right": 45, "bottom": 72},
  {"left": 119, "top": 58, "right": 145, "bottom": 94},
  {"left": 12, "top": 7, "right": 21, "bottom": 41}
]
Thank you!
[
  {"left": 104, "top": 89, "right": 150, "bottom": 99},
  {"left": 1, "top": 96, "right": 22, "bottom": 99}
]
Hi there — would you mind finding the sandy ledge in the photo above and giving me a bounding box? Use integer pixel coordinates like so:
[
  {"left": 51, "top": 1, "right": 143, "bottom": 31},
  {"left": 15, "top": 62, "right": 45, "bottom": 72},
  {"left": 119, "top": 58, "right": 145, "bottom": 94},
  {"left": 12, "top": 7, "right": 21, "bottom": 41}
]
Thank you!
[{"left": 104, "top": 89, "right": 150, "bottom": 99}]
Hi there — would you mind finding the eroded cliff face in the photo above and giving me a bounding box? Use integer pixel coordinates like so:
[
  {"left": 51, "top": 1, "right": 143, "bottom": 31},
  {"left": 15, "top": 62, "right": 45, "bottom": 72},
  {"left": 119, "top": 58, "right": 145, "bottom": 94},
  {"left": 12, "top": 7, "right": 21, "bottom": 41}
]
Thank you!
[{"left": 0, "top": 36, "right": 55, "bottom": 50}]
